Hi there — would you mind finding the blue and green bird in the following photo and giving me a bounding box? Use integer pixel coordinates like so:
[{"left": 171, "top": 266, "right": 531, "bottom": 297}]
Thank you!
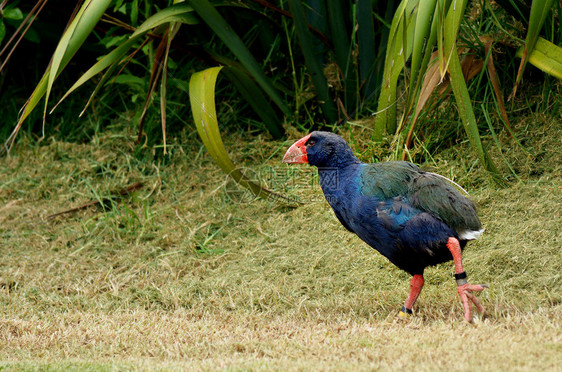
[{"left": 283, "top": 131, "right": 488, "bottom": 322}]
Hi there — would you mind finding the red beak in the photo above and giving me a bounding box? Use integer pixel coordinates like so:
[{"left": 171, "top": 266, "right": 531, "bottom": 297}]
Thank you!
[{"left": 283, "top": 134, "right": 311, "bottom": 164}]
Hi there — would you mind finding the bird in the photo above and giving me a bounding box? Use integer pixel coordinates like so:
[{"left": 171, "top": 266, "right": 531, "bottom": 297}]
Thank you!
[{"left": 282, "top": 131, "right": 488, "bottom": 322}]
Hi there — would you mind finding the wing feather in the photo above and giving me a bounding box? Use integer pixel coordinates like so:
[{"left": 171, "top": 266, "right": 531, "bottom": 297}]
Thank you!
[
  {"left": 408, "top": 172, "right": 482, "bottom": 233},
  {"left": 359, "top": 161, "right": 482, "bottom": 236}
]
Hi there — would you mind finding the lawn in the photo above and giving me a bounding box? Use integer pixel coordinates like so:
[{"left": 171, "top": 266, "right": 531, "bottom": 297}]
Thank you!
[{"left": 0, "top": 112, "right": 560, "bottom": 370}]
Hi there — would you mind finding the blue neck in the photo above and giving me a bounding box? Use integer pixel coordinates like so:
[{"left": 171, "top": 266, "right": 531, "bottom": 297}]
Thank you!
[{"left": 317, "top": 162, "right": 362, "bottom": 198}]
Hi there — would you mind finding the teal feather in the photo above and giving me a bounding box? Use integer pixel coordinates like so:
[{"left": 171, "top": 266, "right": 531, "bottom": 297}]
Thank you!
[
  {"left": 360, "top": 161, "right": 419, "bottom": 199},
  {"left": 359, "top": 161, "right": 481, "bottom": 234}
]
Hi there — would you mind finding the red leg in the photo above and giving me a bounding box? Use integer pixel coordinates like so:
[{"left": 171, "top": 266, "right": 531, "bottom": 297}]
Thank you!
[
  {"left": 398, "top": 274, "right": 424, "bottom": 318},
  {"left": 446, "top": 237, "right": 488, "bottom": 322}
]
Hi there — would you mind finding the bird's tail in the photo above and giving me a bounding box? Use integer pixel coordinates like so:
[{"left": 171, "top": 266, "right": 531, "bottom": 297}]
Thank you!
[{"left": 458, "top": 228, "right": 485, "bottom": 240}]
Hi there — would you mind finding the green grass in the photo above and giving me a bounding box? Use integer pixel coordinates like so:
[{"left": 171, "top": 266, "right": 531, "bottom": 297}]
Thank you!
[{"left": 0, "top": 112, "right": 561, "bottom": 370}]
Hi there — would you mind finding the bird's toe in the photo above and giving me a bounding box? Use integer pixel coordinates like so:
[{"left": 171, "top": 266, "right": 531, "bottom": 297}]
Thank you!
[{"left": 457, "top": 282, "right": 488, "bottom": 322}]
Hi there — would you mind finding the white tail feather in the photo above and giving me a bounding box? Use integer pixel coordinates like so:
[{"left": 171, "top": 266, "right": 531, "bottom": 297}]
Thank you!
[{"left": 458, "top": 228, "right": 485, "bottom": 240}]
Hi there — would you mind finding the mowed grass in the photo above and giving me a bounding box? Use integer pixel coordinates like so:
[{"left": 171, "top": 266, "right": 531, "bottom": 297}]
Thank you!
[{"left": 0, "top": 114, "right": 561, "bottom": 370}]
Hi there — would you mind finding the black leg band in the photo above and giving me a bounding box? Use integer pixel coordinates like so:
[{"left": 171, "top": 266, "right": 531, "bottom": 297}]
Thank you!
[
  {"left": 455, "top": 271, "right": 468, "bottom": 286},
  {"left": 400, "top": 306, "right": 413, "bottom": 315},
  {"left": 454, "top": 271, "right": 467, "bottom": 280}
]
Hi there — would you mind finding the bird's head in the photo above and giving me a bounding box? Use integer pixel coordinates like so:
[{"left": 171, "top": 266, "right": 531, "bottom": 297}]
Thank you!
[{"left": 282, "top": 131, "right": 359, "bottom": 168}]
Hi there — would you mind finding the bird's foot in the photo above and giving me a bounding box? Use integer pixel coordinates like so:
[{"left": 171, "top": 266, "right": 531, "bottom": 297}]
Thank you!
[
  {"left": 398, "top": 306, "right": 413, "bottom": 319},
  {"left": 457, "top": 282, "right": 489, "bottom": 323}
]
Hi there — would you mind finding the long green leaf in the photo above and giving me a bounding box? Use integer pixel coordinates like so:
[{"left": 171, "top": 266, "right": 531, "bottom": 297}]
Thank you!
[
  {"left": 516, "top": 36, "right": 562, "bottom": 80},
  {"left": 511, "top": 0, "right": 555, "bottom": 98},
  {"left": 53, "top": 36, "right": 141, "bottom": 111},
  {"left": 287, "top": 0, "right": 338, "bottom": 123},
  {"left": 400, "top": 2, "right": 445, "bottom": 142},
  {"left": 373, "top": 0, "right": 409, "bottom": 140},
  {"left": 356, "top": 0, "right": 377, "bottom": 100},
  {"left": 373, "top": 0, "right": 417, "bottom": 140},
  {"left": 407, "top": 0, "right": 438, "bottom": 100},
  {"left": 328, "top": 0, "right": 350, "bottom": 72},
  {"left": 132, "top": 3, "right": 198, "bottom": 36},
  {"left": 444, "top": 0, "right": 504, "bottom": 184},
  {"left": 45, "top": 3, "right": 84, "bottom": 122},
  {"left": 189, "top": 67, "right": 294, "bottom": 203},
  {"left": 187, "top": 0, "right": 290, "bottom": 117},
  {"left": 78, "top": 40, "right": 149, "bottom": 117},
  {"left": 54, "top": 4, "right": 199, "bottom": 111},
  {"left": 327, "top": 0, "right": 356, "bottom": 110},
  {"left": 4, "top": 0, "right": 111, "bottom": 152}
]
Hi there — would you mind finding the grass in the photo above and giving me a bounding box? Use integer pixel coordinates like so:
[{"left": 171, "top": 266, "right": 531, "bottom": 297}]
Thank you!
[{"left": 0, "top": 110, "right": 561, "bottom": 370}]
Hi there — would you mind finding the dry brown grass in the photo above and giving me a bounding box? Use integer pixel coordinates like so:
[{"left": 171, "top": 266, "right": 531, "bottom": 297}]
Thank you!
[
  {"left": 0, "top": 114, "right": 561, "bottom": 370},
  {"left": 1, "top": 307, "right": 560, "bottom": 371}
]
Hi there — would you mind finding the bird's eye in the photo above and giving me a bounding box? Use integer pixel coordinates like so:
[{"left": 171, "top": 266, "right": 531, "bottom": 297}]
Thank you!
[{"left": 306, "top": 140, "right": 315, "bottom": 147}]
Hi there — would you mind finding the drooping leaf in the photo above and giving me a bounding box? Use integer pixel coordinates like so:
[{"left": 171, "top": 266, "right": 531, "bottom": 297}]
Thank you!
[{"left": 189, "top": 67, "right": 295, "bottom": 204}]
